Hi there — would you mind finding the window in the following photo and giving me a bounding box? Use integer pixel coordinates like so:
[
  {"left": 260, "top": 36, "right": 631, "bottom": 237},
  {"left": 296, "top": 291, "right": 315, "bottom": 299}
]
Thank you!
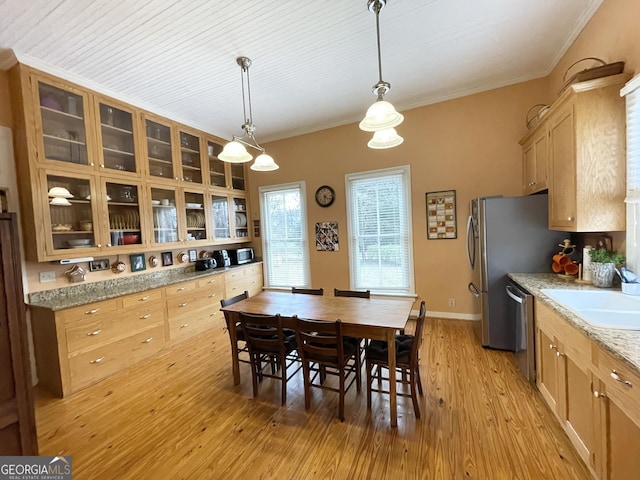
[
  {"left": 345, "top": 166, "right": 414, "bottom": 295},
  {"left": 622, "top": 74, "right": 640, "bottom": 272},
  {"left": 259, "top": 182, "right": 310, "bottom": 288}
]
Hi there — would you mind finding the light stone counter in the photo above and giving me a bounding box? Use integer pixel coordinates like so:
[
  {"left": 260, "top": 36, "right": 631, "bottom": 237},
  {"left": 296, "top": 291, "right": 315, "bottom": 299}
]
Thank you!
[
  {"left": 27, "top": 262, "right": 262, "bottom": 311},
  {"left": 509, "top": 273, "right": 640, "bottom": 377}
]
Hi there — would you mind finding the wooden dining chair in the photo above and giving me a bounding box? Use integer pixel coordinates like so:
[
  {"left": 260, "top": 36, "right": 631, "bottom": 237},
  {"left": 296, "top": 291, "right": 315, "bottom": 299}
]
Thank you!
[
  {"left": 295, "top": 316, "right": 361, "bottom": 422},
  {"left": 333, "top": 288, "right": 370, "bottom": 298},
  {"left": 220, "top": 291, "right": 250, "bottom": 370},
  {"left": 292, "top": 287, "right": 324, "bottom": 295},
  {"left": 365, "top": 300, "right": 426, "bottom": 418},
  {"left": 239, "top": 312, "right": 300, "bottom": 405}
]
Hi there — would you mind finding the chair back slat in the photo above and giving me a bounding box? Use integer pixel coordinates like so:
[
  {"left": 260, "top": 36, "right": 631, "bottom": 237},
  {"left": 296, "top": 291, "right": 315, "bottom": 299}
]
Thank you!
[
  {"left": 240, "top": 312, "right": 288, "bottom": 355},
  {"left": 334, "top": 288, "right": 370, "bottom": 298},
  {"left": 296, "top": 317, "right": 344, "bottom": 363},
  {"left": 292, "top": 287, "right": 324, "bottom": 295},
  {"left": 411, "top": 301, "right": 427, "bottom": 364},
  {"left": 220, "top": 290, "right": 249, "bottom": 308}
]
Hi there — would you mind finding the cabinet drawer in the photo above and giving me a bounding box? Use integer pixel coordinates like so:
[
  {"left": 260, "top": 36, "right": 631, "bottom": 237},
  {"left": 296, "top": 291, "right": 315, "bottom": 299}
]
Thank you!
[
  {"left": 225, "top": 275, "right": 262, "bottom": 298},
  {"left": 197, "top": 274, "right": 225, "bottom": 289},
  {"left": 65, "top": 302, "right": 164, "bottom": 355},
  {"left": 69, "top": 325, "right": 165, "bottom": 392},
  {"left": 596, "top": 347, "right": 640, "bottom": 424},
  {"left": 165, "top": 281, "right": 198, "bottom": 297},
  {"left": 166, "top": 292, "right": 215, "bottom": 317},
  {"left": 168, "top": 308, "right": 216, "bottom": 342},
  {"left": 121, "top": 288, "right": 163, "bottom": 308},
  {"left": 60, "top": 299, "right": 119, "bottom": 325}
]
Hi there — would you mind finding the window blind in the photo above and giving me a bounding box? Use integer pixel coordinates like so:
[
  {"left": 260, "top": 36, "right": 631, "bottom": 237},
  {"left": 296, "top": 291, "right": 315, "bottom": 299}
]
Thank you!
[
  {"left": 622, "top": 74, "right": 640, "bottom": 271},
  {"left": 346, "top": 166, "right": 414, "bottom": 295},
  {"left": 259, "top": 183, "right": 310, "bottom": 288}
]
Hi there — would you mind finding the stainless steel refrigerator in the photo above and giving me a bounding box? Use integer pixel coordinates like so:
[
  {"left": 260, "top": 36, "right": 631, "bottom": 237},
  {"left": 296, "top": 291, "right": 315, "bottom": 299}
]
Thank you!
[{"left": 466, "top": 194, "right": 567, "bottom": 350}]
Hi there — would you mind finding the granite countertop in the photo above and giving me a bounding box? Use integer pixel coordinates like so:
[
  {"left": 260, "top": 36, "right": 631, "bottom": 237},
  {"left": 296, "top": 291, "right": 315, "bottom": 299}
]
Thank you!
[
  {"left": 509, "top": 273, "right": 640, "bottom": 376},
  {"left": 27, "top": 261, "right": 262, "bottom": 311}
]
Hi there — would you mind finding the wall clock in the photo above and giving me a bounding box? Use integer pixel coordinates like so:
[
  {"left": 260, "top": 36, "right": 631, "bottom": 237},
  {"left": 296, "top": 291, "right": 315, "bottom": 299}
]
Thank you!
[{"left": 315, "top": 185, "right": 335, "bottom": 207}]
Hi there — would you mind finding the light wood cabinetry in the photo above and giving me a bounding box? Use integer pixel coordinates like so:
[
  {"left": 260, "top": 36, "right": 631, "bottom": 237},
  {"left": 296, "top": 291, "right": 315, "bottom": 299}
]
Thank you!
[
  {"left": 520, "top": 128, "right": 548, "bottom": 195},
  {"left": 535, "top": 299, "right": 640, "bottom": 479},
  {"left": 535, "top": 301, "right": 595, "bottom": 472},
  {"left": 29, "top": 265, "right": 263, "bottom": 397},
  {"left": 9, "top": 63, "right": 251, "bottom": 262},
  {"left": 31, "top": 289, "right": 166, "bottom": 397},
  {"left": 519, "top": 74, "right": 629, "bottom": 231}
]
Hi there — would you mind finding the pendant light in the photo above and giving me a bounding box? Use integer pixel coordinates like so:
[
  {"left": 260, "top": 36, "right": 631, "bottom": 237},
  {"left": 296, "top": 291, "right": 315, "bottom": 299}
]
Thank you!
[
  {"left": 219, "top": 57, "right": 279, "bottom": 171},
  {"left": 359, "top": 0, "right": 404, "bottom": 148}
]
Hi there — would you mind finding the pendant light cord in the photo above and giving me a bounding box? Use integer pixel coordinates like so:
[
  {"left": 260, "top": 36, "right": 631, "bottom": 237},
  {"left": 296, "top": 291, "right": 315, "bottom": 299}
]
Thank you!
[{"left": 375, "top": 7, "right": 383, "bottom": 84}]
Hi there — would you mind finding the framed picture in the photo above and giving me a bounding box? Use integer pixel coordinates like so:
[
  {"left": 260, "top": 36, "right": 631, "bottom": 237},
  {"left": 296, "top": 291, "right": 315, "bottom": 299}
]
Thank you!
[
  {"left": 89, "top": 258, "right": 110, "bottom": 272},
  {"left": 161, "top": 251, "right": 173, "bottom": 267},
  {"left": 188, "top": 249, "right": 197, "bottom": 262},
  {"left": 130, "top": 253, "right": 146, "bottom": 272},
  {"left": 426, "top": 190, "right": 457, "bottom": 239},
  {"left": 316, "top": 221, "right": 339, "bottom": 251}
]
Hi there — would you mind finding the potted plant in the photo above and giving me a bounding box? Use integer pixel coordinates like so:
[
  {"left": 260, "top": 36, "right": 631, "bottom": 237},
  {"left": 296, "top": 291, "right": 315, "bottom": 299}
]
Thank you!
[{"left": 588, "top": 248, "right": 625, "bottom": 287}]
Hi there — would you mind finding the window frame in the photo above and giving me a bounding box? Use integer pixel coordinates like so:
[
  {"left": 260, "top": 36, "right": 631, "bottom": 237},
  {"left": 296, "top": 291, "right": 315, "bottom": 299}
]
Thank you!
[
  {"left": 622, "top": 74, "right": 640, "bottom": 272},
  {"left": 345, "top": 165, "right": 415, "bottom": 296},
  {"left": 258, "top": 181, "right": 310, "bottom": 289}
]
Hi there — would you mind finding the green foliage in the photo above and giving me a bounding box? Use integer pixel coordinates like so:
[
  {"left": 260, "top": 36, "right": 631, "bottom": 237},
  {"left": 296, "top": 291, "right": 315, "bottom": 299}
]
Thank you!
[{"left": 588, "top": 248, "right": 625, "bottom": 264}]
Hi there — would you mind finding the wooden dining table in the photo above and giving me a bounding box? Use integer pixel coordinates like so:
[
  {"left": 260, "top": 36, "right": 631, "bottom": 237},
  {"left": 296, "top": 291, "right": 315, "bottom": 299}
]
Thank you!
[{"left": 220, "top": 290, "right": 415, "bottom": 427}]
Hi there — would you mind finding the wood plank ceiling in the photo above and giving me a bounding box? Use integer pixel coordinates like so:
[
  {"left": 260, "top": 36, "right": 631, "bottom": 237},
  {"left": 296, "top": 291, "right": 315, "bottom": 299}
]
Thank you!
[{"left": 0, "top": 0, "right": 602, "bottom": 142}]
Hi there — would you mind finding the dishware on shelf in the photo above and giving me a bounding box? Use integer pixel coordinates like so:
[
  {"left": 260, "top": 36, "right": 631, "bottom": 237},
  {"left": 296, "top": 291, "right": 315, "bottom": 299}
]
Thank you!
[
  {"left": 161, "top": 199, "right": 170, "bottom": 206},
  {"left": 50, "top": 197, "right": 72, "bottom": 206},
  {"left": 67, "top": 239, "right": 92, "bottom": 247},
  {"left": 48, "top": 187, "right": 73, "bottom": 198},
  {"left": 121, "top": 233, "right": 140, "bottom": 245},
  {"left": 41, "top": 95, "right": 63, "bottom": 111},
  {"left": 185, "top": 203, "right": 202, "bottom": 209},
  {"left": 151, "top": 200, "right": 161, "bottom": 205},
  {"left": 79, "top": 221, "right": 93, "bottom": 231},
  {"left": 52, "top": 224, "right": 73, "bottom": 231}
]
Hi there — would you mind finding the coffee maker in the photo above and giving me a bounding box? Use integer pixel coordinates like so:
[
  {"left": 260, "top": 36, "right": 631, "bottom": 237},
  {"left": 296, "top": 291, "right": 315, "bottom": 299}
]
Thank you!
[{"left": 213, "top": 249, "right": 230, "bottom": 267}]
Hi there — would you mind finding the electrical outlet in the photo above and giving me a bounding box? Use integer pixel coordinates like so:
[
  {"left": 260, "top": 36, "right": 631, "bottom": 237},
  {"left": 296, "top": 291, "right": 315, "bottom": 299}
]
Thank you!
[
  {"left": 448, "top": 298, "right": 456, "bottom": 308},
  {"left": 39, "top": 271, "right": 56, "bottom": 283}
]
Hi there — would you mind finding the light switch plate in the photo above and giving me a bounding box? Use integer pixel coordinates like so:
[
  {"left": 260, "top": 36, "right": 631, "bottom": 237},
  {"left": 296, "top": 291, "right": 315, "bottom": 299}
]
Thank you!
[{"left": 39, "top": 271, "right": 56, "bottom": 283}]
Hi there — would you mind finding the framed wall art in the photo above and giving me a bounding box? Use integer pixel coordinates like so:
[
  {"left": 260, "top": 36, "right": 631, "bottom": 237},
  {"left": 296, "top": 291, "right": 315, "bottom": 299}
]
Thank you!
[
  {"left": 161, "top": 251, "right": 173, "bottom": 267},
  {"left": 130, "top": 253, "right": 146, "bottom": 272},
  {"left": 316, "top": 221, "right": 339, "bottom": 251},
  {"left": 89, "top": 258, "right": 110, "bottom": 272},
  {"left": 426, "top": 190, "right": 457, "bottom": 239}
]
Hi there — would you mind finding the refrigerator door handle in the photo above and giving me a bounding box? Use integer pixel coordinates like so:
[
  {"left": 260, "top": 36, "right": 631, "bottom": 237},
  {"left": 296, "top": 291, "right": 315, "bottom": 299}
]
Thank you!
[
  {"left": 506, "top": 285, "right": 524, "bottom": 304},
  {"left": 466, "top": 215, "right": 475, "bottom": 270},
  {"left": 468, "top": 282, "right": 480, "bottom": 298}
]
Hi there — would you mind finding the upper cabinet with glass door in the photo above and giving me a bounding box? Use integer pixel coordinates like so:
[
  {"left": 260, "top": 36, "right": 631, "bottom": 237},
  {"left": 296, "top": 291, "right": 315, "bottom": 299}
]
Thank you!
[
  {"left": 144, "top": 116, "right": 176, "bottom": 181},
  {"left": 206, "top": 137, "right": 246, "bottom": 192},
  {"left": 35, "top": 77, "right": 93, "bottom": 171},
  {"left": 102, "top": 179, "right": 146, "bottom": 250},
  {"left": 95, "top": 98, "right": 140, "bottom": 176},
  {"left": 178, "top": 129, "right": 204, "bottom": 185}
]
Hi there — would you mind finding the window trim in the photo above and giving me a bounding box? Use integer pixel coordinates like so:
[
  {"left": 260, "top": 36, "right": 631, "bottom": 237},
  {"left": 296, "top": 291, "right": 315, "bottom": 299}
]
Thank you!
[
  {"left": 258, "top": 181, "right": 310, "bottom": 289},
  {"left": 622, "top": 74, "right": 640, "bottom": 273},
  {"left": 345, "top": 165, "right": 415, "bottom": 296}
]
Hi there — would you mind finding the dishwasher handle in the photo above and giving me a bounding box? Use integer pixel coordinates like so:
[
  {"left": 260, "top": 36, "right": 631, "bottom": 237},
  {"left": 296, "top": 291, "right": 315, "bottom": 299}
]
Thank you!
[{"left": 506, "top": 285, "right": 524, "bottom": 304}]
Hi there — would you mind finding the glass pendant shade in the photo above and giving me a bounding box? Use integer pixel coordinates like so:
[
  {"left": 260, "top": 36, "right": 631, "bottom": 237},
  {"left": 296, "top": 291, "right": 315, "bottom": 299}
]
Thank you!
[
  {"left": 367, "top": 127, "right": 404, "bottom": 149},
  {"left": 359, "top": 100, "right": 404, "bottom": 132},
  {"left": 219, "top": 140, "right": 253, "bottom": 163},
  {"left": 250, "top": 153, "right": 279, "bottom": 171}
]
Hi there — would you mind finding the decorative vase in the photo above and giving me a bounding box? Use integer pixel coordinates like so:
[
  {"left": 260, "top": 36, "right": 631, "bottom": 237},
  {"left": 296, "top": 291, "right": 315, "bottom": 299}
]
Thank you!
[{"left": 591, "top": 262, "right": 615, "bottom": 287}]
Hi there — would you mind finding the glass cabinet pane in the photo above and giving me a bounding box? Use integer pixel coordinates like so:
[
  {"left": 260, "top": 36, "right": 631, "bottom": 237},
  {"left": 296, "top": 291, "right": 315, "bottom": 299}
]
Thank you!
[
  {"left": 207, "top": 141, "right": 226, "bottom": 188},
  {"left": 179, "top": 131, "right": 202, "bottom": 184},
  {"left": 47, "top": 174, "right": 95, "bottom": 251},
  {"left": 211, "top": 194, "right": 231, "bottom": 241},
  {"left": 230, "top": 163, "right": 245, "bottom": 191},
  {"left": 38, "top": 82, "right": 89, "bottom": 166},
  {"left": 98, "top": 103, "right": 137, "bottom": 173},
  {"left": 150, "top": 188, "right": 178, "bottom": 243},
  {"left": 146, "top": 120, "right": 174, "bottom": 179},
  {"left": 184, "top": 191, "right": 207, "bottom": 241},
  {"left": 233, "top": 197, "right": 249, "bottom": 239},
  {"left": 105, "top": 181, "right": 143, "bottom": 247}
]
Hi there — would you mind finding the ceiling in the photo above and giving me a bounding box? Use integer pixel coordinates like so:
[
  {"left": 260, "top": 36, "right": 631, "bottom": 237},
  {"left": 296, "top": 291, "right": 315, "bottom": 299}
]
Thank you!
[{"left": 0, "top": 0, "right": 602, "bottom": 143}]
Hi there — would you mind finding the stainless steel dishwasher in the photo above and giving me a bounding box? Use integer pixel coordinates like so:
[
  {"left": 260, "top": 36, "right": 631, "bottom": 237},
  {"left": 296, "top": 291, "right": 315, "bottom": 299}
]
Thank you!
[{"left": 506, "top": 281, "right": 535, "bottom": 382}]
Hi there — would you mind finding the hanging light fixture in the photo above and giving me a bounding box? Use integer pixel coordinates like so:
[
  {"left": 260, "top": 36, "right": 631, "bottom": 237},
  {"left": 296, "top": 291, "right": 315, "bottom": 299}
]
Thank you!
[
  {"left": 219, "top": 57, "right": 279, "bottom": 171},
  {"left": 359, "top": 0, "right": 404, "bottom": 149}
]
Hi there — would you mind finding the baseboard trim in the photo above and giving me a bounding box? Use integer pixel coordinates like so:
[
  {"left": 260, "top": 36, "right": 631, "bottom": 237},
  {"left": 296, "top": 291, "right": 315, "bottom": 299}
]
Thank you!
[{"left": 425, "top": 310, "right": 481, "bottom": 321}]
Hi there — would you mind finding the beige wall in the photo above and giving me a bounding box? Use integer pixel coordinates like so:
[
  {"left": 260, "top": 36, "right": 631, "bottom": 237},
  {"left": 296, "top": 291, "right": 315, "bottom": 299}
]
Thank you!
[{"left": 250, "top": 0, "right": 639, "bottom": 315}]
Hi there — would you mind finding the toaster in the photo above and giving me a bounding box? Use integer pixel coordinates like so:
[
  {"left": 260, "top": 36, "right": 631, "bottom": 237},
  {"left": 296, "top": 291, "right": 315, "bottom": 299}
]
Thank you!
[{"left": 195, "top": 258, "right": 217, "bottom": 271}]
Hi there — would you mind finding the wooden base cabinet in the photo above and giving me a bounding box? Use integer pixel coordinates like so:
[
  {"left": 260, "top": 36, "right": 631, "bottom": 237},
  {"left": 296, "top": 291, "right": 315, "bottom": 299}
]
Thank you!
[
  {"left": 31, "top": 289, "right": 166, "bottom": 397},
  {"left": 536, "top": 300, "right": 640, "bottom": 479},
  {"left": 535, "top": 301, "right": 595, "bottom": 473},
  {"left": 225, "top": 263, "right": 263, "bottom": 298}
]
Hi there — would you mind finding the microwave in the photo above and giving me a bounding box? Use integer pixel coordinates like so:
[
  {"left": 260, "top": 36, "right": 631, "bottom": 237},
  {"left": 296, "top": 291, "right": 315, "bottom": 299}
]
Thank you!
[{"left": 229, "top": 248, "right": 254, "bottom": 265}]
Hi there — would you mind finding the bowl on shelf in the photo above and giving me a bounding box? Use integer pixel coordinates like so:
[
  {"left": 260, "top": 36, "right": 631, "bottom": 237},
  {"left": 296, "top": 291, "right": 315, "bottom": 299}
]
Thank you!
[
  {"left": 121, "top": 233, "right": 140, "bottom": 245},
  {"left": 185, "top": 203, "right": 202, "bottom": 209},
  {"left": 79, "top": 221, "right": 93, "bottom": 231},
  {"left": 151, "top": 200, "right": 161, "bottom": 205},
  {"left": 52, "top": 223, "right": 73, "bottom": 231},
  {"left": 48, "top": 187, "right": 73, "bottom": 198},
  {"left": 67, "top": 239, "right": 92, "bottom": 247}
]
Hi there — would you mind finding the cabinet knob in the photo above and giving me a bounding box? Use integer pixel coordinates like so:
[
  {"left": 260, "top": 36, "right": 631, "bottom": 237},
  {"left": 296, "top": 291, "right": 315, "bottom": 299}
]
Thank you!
[
  {"left": 611, "top": 370, "right": 633, "bottom": 387},
  {"left": 140, "top": 313, "right": 152, "bottom": 319},
  {"left": 180, "top": 323, "right": 189, "bottom": 328},
  {"left": 208, "top": 293, "right": 217, "bottom": 298},
  {"left": 556, "top": 351, "right": 564, "bottom": 357},
  {"left": 549, "top": 343, "right": 557, "bottom": 350},
  {"left": 107, "top": 243, "right": 112, "bottom": 247},
  {"left": 97, "top": 243, "right": 102, "bottom": 248},
  {"left": 139, "top": 296, "right": 150, "bottom": 301},
  {"left": 567, "top": 216, "right": 574, "bottom": 222},
  {"left": 179, "top": 302, "right": 188, "bottom": 307},
  {"left": 177, "top": 287, "right": 185, "bottom": 291},
  {"left": 100, "top": 164, "right": 105, "bottom": 168},
  {"left": 85, "top": 308, "right": 100, "bottom": 315},
  {"left": 87, "top": 329, "right": 102, "bottom": 336},
  {"left": 593, "top": 390, "right": 606, "bottom": 399},
  {"left": 90, "top": 356, "right": 105, "bottom": 364},
  {"left": 90, "top": 162, "right": 95, "bottom": 167},
  {"left": 142, "top": 337, "right": 153, "bottom": 343}
]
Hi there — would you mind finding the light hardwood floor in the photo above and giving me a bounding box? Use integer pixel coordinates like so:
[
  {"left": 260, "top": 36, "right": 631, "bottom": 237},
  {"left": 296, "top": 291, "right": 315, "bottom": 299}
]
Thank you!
[{"left": 34, "top": 317, "right": 591, "bottom": 480}]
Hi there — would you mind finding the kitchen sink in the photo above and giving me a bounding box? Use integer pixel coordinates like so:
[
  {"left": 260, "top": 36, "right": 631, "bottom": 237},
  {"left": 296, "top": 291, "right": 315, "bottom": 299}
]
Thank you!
[{"left": 541, "top": 289, "right": 640, "bottom": 330}]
